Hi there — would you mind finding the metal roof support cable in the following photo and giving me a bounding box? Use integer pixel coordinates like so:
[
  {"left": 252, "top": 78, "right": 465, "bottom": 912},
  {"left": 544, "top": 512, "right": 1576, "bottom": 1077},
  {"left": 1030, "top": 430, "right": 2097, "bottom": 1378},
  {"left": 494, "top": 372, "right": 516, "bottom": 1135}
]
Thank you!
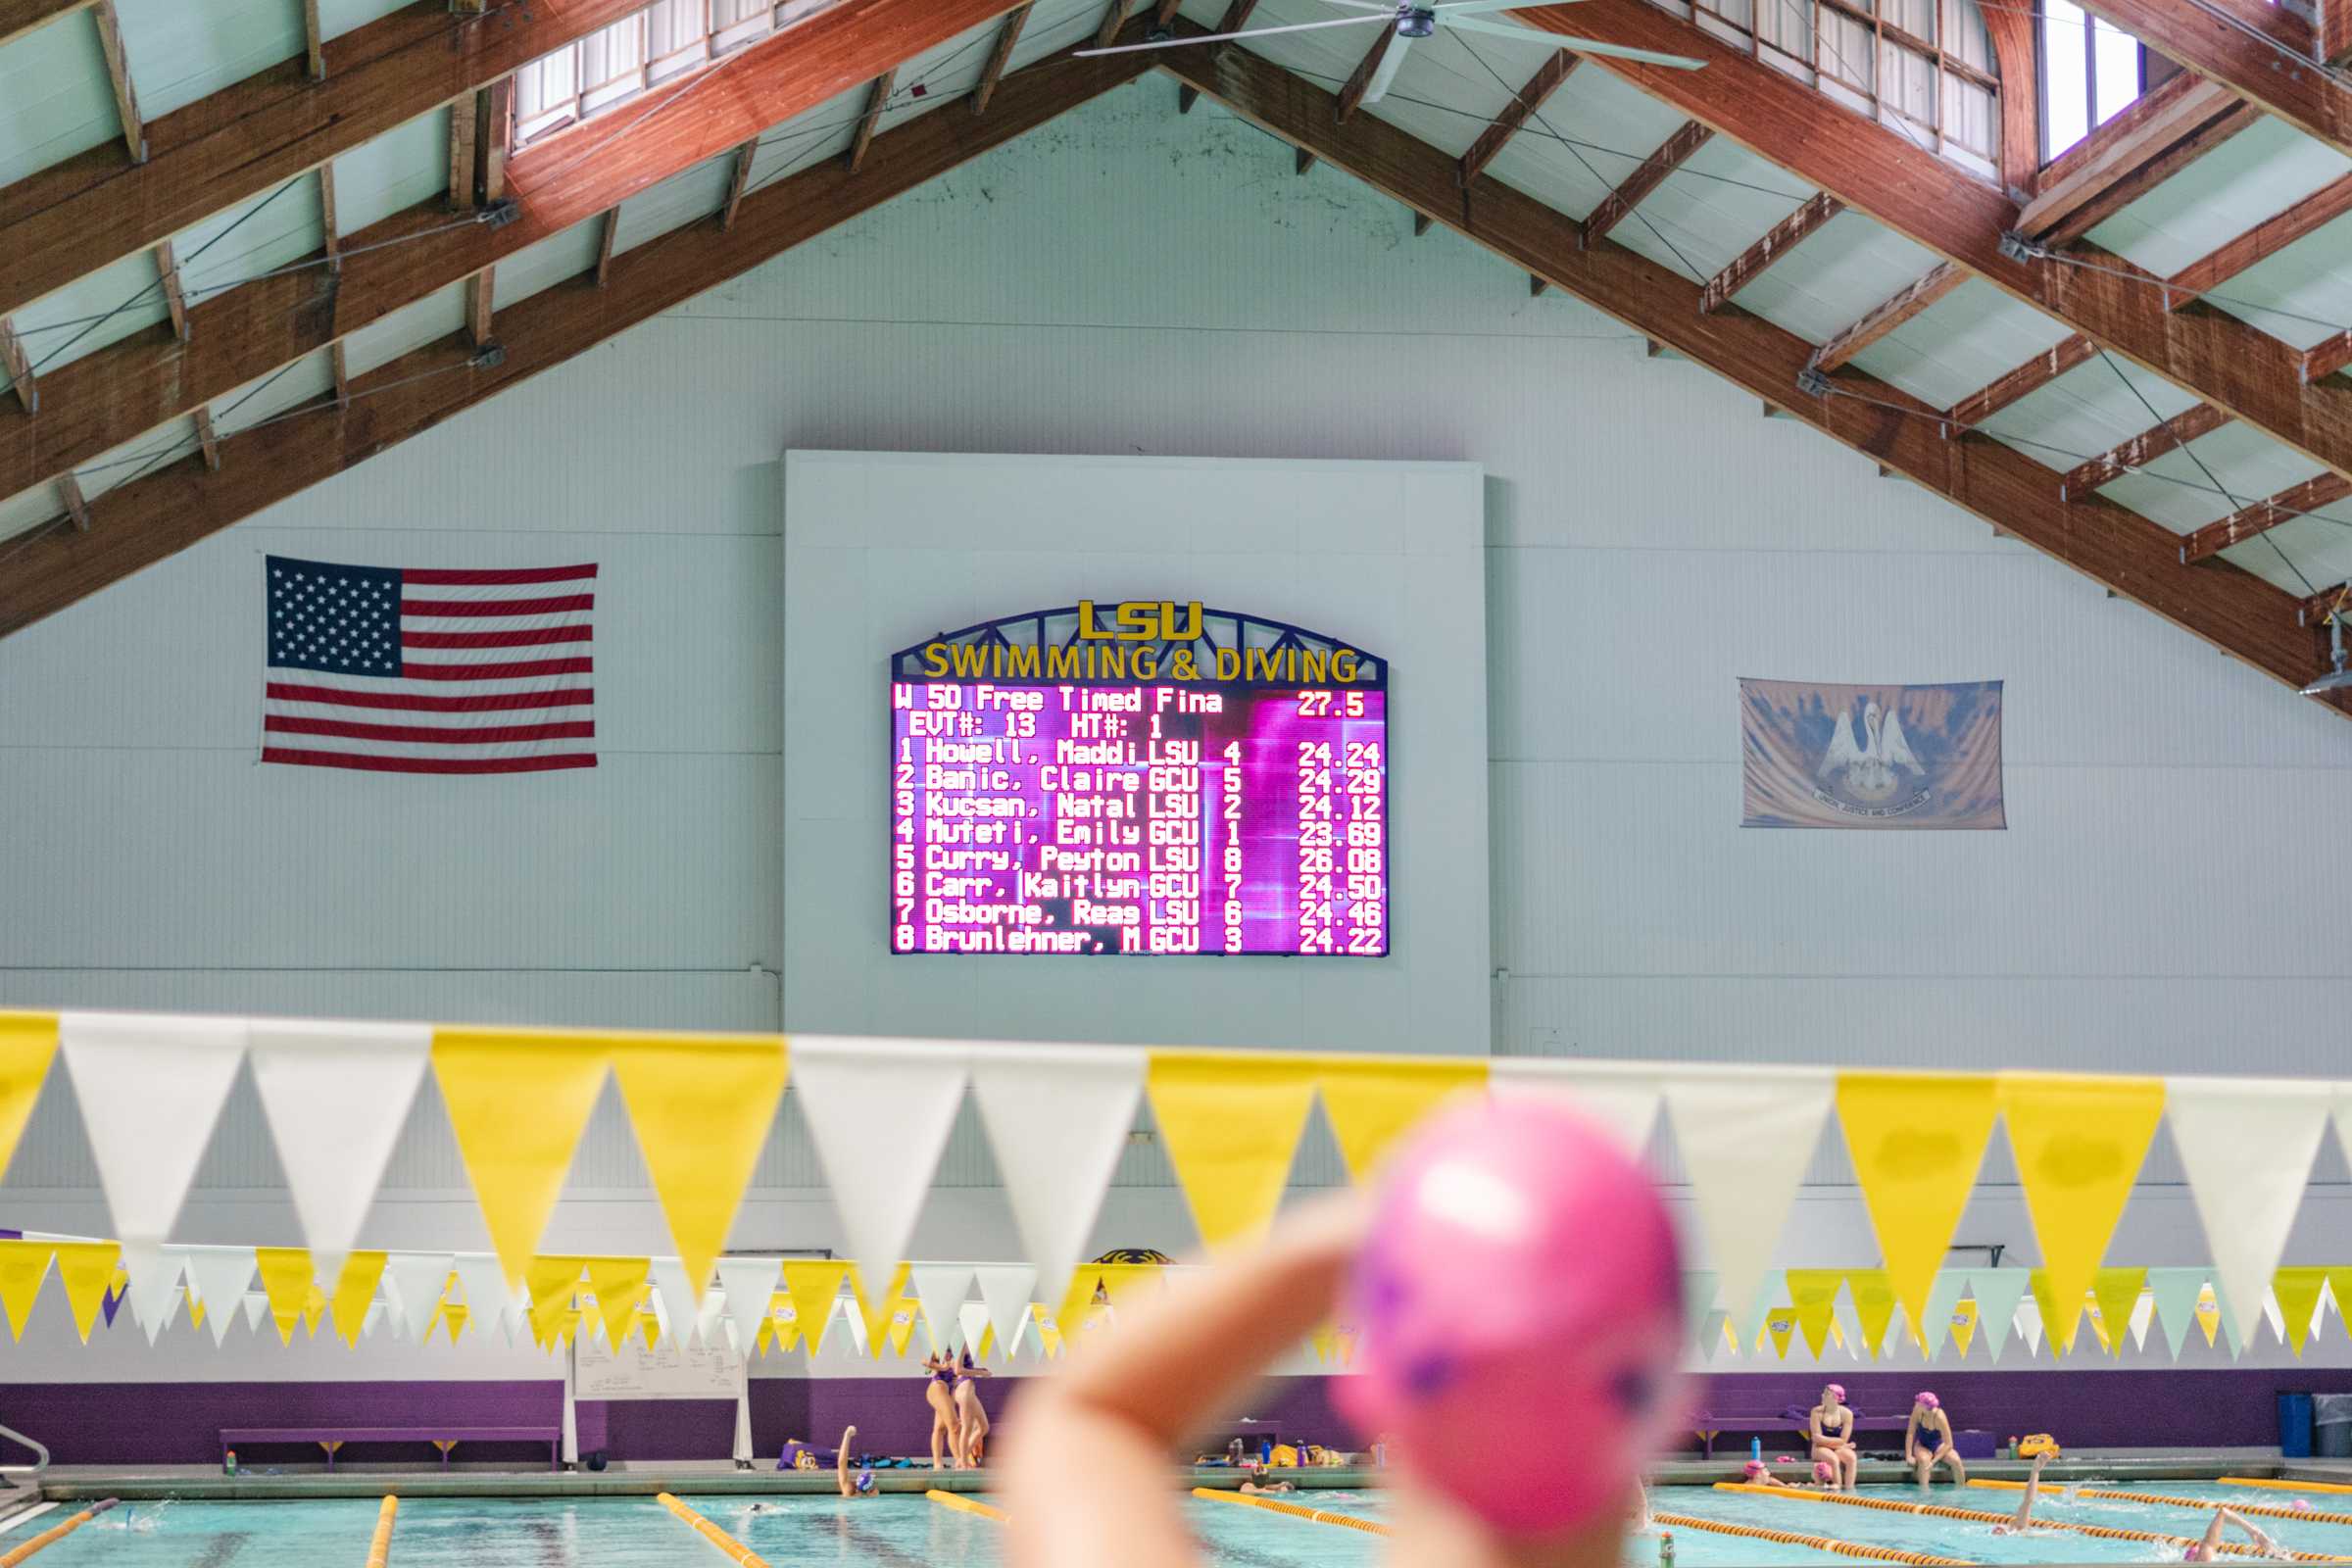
[{"left": 2001, "top": 231, "right": 2352, "bottom": 339}]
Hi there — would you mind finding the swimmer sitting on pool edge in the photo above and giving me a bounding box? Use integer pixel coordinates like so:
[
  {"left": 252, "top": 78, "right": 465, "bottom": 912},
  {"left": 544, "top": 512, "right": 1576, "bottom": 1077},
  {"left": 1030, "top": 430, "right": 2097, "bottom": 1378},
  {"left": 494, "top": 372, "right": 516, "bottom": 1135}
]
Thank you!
[{"left": 1904, "top": 1393, "right": 1965, "bottom": 1487}]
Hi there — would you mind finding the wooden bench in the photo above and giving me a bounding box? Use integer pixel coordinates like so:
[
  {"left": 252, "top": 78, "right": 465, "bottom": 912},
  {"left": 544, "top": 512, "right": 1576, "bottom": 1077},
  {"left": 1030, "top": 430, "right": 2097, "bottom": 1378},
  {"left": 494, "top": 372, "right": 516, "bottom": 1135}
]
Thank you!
[
  {"left": 1691, "top": 1407, "right": 1911, "bottom": 1459},
  {"left": 220, "top": 1426, "right": 562, "bottom": 1472}
]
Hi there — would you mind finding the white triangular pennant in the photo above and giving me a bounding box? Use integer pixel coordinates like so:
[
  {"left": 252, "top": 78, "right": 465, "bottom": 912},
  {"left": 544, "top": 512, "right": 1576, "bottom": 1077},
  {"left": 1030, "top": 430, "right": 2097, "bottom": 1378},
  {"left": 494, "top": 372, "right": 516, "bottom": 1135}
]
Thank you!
[
  {"left": 910, "top": 1264, "right": 974, "bottom": 1354},
  {"left": 61, "top": 1011, "right": 248, "bottom": 1254},
  {"left": 1970, "top": 1269, "right": 2031, "bottom": 1361},
  {"left": 2016, "top": 1294, "right": 2043, "bottom": 1356},
  {"left": 1832, "top": 1294, "right": 1864, "bottom": 1361},
  {"left": 2168, "top": 1076, "right": 2328, "bottom": 1352},
  {"left": 1490, "top": 1059, "right": 1662, "bottom": 1157},
  {"left": 974, "top": 1264, "right": 1037, "bottom": 1356},
  {"left": 792, "top": 1038, "right": 971, "bottom": 1298},
  {"left": 184, "top": 1248, "right": 258, "bottom": 1348},
  {"left": 1738, "top": 1269, "right": 1786, "bottom": 1350},
  {"left": 1662, "top": 1066, "right": 1833, "bottom": 1328},
  {"left": 241, "top": 1292, "right": 270, "bottom": 1333},
  {"left": 2129, "top": 1287, "right": 2155, "bottom": 1351},
  {"left": 387, "top": 1253, "right": 454, "bottom": 1343},
  {"left": 1918, "top": 1270, "right": 1969, "bottom": 1360},
  {"left": 454, "top": 1254, "right": 513, "bottom": 1340},
  {"left": 649, "top": 1258, "right": 695, "bottom": 1349},
  {"left": 833, "top": 1295, "right": 869, "bottom": 1356},
  {"left": 968, "top": 1043, "right": 1142, "bottom": 1303},
  {"left": 958, "top": 1300, "right": 990, "bottom": 1357},
  {"left": 246, "top": 1019, "right": 429, "bottom": 1288},
  {"left": 123, "top": 1242, "right": 183, "bottom": 1344},
  {"left": 2147, "top": 1267, "right": 2207, "bottom": 1361},
  {"left": 2263, "top": 1286, "right": 2287, "bottom": 1346},
  {"left": 1683, "top": 1271, "right": 1718, "bottom": 1351},
  {"left": 696, "top": 1286, "right": 727, "bottom": 1352},
  {"left": 363, "top": 1301, "right": 386, "bottom": 1340},
  {"left": 717, "top": 1255, "right": 780, "bottom": 1356}
]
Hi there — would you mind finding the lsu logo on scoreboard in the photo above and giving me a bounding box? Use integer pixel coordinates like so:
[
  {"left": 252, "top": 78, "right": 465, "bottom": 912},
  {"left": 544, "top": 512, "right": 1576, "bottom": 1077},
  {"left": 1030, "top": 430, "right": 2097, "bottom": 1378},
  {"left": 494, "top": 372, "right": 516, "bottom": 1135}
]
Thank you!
[{"left": 1076, "top": 600, "right": 1203, "bottom": 643}]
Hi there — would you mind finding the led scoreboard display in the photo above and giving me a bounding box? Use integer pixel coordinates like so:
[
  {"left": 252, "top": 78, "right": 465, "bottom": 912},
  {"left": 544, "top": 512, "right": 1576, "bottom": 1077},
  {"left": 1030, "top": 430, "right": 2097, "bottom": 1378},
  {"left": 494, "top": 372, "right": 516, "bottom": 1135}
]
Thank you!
[{"left": 890, "top": 602, "right": 1388, "bottom": 956}]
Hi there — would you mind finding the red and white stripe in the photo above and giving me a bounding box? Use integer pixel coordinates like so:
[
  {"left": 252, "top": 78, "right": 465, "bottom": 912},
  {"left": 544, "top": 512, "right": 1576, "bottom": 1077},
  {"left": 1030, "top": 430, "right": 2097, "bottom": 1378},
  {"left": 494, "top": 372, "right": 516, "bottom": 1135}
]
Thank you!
[{"left": 264, "top": 564, "right": 597, "bottom": 774}]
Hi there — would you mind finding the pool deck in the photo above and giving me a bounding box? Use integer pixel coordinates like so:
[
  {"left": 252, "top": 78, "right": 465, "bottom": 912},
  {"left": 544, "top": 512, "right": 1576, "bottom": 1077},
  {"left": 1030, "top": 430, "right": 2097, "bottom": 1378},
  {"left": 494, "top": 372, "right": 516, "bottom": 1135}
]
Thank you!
[{"left": 31, "top": 1452, "right": 2329, "bottom": 1503}]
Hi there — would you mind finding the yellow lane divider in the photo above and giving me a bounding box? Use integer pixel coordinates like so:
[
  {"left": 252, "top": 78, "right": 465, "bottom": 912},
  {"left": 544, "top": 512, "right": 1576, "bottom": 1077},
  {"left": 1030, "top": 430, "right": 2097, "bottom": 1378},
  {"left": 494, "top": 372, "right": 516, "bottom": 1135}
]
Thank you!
[
  {"left": 1713, "top": 1482, "right": 2352, "bottom": 1563},
  {"left": 364, "top": 1495, "right": 398, "bottom": 1568},
  {"left": 927, "top": 1490, "right": 1008, "bottom": 1522},
  {"left": 1192, "top": 1489, "right": 1392, "bottom": 1535},
  {"left": 1970, "top": 1478, "right": 2352, "bottom": 1529},
  {"left": 655, "top": 1493, "right": 771, "bottom": 1568},
  {"left": 0, "top": 1499, "right": 117, "bottom": 1567},
  {"left": 1650, "top": 1509, "right": 1972, "bottom": 1566},
  {"left": 2227, "top": 1478, "right": 2352, "bottom": 1497}
]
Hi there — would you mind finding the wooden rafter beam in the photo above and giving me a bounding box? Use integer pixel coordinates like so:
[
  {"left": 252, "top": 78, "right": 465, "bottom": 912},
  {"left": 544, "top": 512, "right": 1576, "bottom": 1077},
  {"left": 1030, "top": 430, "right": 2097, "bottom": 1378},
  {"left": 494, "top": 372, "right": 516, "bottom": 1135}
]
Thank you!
[
  {"left": 1499, "top": 0, "right": 2352, "bottom": 492},
  {"left": 1148, "top": 26, "right": 2333, "bottom": 703},
  {"left": 2180, "top": 472, "right": 2352, "bottom": 562},
  {"left": 848, "top": 69, "right": 898, "bottom": 173},
  {"left": 479, "top": 76, "right": 512, "bottom": 205},
  {"left": 0, "top": 319, "right": 31, "bottom": 415},
  {"left": 2062, "top": 0, "right": 2349, "bottom": 164},
  {"left": 973, "top": 3, "right": 1032, "bottom": 117},
  {"left": 1095, "top": 0, "right": 1127, "bottom": 48},
  {"left": 2300, "top": 581, "right": 2350, "bottom": 627},
  {"left": 302, "top": 0, "right": 324, "bottom": 79},
  {"left": 90, "top": 0, "right": 143, "bottom": 164},
  {"left": 1336, "top": 24, "right": 1396, "bottom": 124},
  {"left": 330, "top": 343, "right": 350, "bottom": 411},
  {"left": 56, "top": 473, "right": 88, "bottom": 532},
  {"left": 318, "top": 165, "right": 342, "bottom": 272},
  {"left": 1808, "top": 263, "right": 1965, "bottom": 373},
  {"left": 1177, "top": 0, "right": 1257, "bottom": 114},
  {"left": 0, "top": 35, "right": 1155, "bottom": 640},
  {"left": 0, "top": 0, "right": 809, "bottom": 321},
  {"left": 1581, "top": 119, "right": 1708, "bottom": 249},
  {"left": 448, "top": 86, "right": 480, "bottom": 211},
  {"left": 2325, "top": 0, "right": 2352, "bottom": 65},
  {"left": 1944, "top": 334, "right": 2100, "bottom": 427},
  {"left": 154, "top": 242, "right": 189, "bottom": 342},
  {"left": 2061, "top": 401, "right": 2231, "bottom": 498},
  {"left": 465, "top": 270, "right": 494, "bottom": 346},
  {"left": 596, "top": 209, "right": 619, "bottom": 287},
  {"left": 1459, "top": 52, "right": 1577, "bottom": 188},
  {"left": 2017, "top": 76, "right": 2261, "bottom": 247},
  {"left": 0, "top": 0, "right": 1035, "bottom": 506},
  {"left": 2308, "top": 331, "right": 2352, "bottom": 384},
  {"left": 1699, "top": 191, "right": 1840, "bottom": 315},
  {"left": 0, "top": 0, "right": 96, "bottom": 49},
  {"left": 2163, "top": 172, "right": 2352, "bottom": 308},
  {"left": 1152, "top": 0, "right": 1182, "bottom": 24},
  {"left": 191, "top": 406, "right": 220, "bottom": 471},
  {"left": 721, "top": 139, "right": 758, "bottom": 229}
]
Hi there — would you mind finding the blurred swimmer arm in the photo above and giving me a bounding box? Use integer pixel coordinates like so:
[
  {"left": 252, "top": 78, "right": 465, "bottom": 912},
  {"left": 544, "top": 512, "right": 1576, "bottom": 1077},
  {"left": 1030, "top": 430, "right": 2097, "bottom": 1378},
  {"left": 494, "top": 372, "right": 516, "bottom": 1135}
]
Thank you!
[
  {"left": 838, "top": 1425, "right": 857, "bottom": 1496},
  {"left": 1004, "top": 1198, "right": 1366, "bottom": 1568}
]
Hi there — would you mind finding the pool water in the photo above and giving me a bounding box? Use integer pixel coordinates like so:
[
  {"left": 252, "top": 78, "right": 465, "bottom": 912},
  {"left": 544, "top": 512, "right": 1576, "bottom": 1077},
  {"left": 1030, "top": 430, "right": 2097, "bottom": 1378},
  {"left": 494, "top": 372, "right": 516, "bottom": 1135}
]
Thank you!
[{"left": 20, "top": 1481, "right": 2352, "bottom": 1565}]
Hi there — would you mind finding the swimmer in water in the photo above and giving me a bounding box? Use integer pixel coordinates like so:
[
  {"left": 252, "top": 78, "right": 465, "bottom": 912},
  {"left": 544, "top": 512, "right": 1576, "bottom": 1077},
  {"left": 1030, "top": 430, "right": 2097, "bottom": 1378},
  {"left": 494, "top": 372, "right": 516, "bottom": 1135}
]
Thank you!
[
  {"left": 1238, "top": 1463, "right": 1295, "bottom": 1495},
  {"left": 1004, "top": 1195, "right": 1651, "bottom": 1568},
  {"left": 837, "top": 1425, "right": 878, "bottom": 1498},
  {"left": 2187, "top": 1507, "right": 2279, "bottom": 1562},
  {"left": 1991, "top": 1451, "right": 2054, "bottom": 1535}
]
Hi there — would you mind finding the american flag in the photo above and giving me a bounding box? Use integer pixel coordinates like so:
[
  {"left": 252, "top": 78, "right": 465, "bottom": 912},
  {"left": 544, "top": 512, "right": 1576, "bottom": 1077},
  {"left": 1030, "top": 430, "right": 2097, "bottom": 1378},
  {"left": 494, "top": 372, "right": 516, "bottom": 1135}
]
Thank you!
[{"left": 262, "top": 555, "right": 598, "bottom": 773}]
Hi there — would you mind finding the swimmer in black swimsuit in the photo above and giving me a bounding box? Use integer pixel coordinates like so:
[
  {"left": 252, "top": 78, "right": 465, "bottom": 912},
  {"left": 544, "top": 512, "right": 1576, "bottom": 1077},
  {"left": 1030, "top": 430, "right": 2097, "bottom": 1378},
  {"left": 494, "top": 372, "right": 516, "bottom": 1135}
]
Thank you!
[
  {"left": 1808, "top": 1384, "right": 1858, "bottom": 1492},
  {"left": 954, "top": 1348, "right": 993, "bottom": 1467},
  {"left": 923, "top": 1351, "right": 961, "bottom": 1469}
]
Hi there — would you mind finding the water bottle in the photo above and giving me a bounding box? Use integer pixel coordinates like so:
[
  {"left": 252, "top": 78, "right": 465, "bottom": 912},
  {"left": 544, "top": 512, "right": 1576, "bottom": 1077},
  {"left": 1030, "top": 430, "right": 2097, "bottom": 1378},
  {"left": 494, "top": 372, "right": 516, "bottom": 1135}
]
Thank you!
[
  {"left": 1659, "top": 1531, "right": 1677, "bottom": 1568},
  {"left": 223, "top": 1448, "right": 237, "bottom": 1477},
  {"left": 1751, "top": 1437, "right": 1764, "bottom": 1465}
]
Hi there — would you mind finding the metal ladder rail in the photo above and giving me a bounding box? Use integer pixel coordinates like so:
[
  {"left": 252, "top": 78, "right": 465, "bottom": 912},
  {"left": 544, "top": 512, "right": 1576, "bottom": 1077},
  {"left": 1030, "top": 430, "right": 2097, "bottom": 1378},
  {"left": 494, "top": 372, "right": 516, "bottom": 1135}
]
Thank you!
[{"left": 0, "top": 1424, "right": 49, "bottom": 1481}]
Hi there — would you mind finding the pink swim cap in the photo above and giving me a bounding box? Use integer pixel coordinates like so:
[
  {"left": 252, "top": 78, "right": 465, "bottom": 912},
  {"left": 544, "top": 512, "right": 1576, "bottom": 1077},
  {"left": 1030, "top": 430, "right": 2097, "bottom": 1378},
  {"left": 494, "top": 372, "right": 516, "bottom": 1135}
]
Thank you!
[
  {"left": 1914, "top": 1392, "right": 1939, "bottom": 1410},
  {"left": 1339, "top": 1098, "right": 1685, "bottom": 1537},
  {"left": 1814, "top": 1460, "right": 1837, "bottom": 1483},
  {"left": 1823, "top": 1384, "right": 1846, "bottom": 1400},
  {"left": 1744, "top": 1460, "right": 1768, "bottom": 1478},
  {"left": 2293, "top": 1500, "right": 2315, "bottom": 1513}
]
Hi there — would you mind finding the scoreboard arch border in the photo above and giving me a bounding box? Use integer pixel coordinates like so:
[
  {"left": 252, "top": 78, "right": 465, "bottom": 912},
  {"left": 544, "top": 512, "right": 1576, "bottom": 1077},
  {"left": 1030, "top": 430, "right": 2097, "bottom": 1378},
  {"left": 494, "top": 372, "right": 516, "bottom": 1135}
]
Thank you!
[{"left": 889, "top": 604, "right": 1388, "bottom": 690}]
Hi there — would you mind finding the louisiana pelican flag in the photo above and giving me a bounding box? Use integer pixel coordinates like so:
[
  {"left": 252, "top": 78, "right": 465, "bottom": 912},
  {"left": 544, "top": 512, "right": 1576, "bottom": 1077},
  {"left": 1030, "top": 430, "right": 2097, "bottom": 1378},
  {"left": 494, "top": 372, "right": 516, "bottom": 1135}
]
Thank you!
[{"left": 1740, "top": 678, "right": 2004, "bottom": 829}]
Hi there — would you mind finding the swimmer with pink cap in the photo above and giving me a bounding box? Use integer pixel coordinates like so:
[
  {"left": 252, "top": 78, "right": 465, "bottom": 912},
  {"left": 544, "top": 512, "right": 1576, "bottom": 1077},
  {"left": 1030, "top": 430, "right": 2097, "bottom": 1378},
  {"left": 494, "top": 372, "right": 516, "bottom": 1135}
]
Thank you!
[
  {"left": 1003, "top": 1096, "right": 1687, "bottom": 1568},
  {"left": 1807, "top": 1384, "right": 1858, "bottom": 1492},
  {"left": 1905, "top": 1391, "right": 1965, "bottom": 1488}
]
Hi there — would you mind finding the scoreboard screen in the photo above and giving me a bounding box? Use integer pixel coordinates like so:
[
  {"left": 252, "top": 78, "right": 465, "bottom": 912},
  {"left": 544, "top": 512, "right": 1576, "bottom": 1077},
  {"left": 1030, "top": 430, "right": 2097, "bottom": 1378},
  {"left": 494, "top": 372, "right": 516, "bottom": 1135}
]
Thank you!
[{"left": 890, "top": 655, "right": 1389, "bottom": 956}]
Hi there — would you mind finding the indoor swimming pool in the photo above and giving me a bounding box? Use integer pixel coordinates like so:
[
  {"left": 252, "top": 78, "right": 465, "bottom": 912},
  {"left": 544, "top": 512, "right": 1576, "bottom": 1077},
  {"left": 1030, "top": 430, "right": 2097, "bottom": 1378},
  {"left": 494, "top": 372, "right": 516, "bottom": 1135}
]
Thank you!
[{"left": 23, "top": 1481, "right": 2352, "bottom": 1566}]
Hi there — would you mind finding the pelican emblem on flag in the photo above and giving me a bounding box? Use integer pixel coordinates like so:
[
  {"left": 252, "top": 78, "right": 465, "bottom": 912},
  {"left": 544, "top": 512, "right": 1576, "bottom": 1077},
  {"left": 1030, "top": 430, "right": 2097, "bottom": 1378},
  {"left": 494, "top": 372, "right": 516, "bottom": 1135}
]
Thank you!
[
  {"left": 1816, "top": 698, "right": 1926, "bottom": 813},
  {"left": 1740, "top": 678, "right": 2004, "bottom": 829}
]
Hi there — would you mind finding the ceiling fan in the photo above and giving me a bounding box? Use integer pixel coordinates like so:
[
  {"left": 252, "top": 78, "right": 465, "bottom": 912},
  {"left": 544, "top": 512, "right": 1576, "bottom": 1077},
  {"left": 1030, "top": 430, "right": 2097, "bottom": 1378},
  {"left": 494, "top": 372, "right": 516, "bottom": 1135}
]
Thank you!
[{"left": 1078, "top": 2, "right": 1707, "bottom": 110}]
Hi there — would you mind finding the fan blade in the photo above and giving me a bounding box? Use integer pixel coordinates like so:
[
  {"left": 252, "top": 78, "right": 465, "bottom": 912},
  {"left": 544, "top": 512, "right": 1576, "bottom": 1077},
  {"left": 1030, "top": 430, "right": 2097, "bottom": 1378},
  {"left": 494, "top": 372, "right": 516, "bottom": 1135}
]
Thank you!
[
  {"left": 1077, "top": 14, "right": 1390, "bottom": 55},
  {"left": 1317, "top": 1, "right": 1400, "bottom": 9},
  {"left": 1433, "top": 1, "right": 1579, "bottom": 12},
  {"left": 1445, "top": 14, "right": 1707, "bottom": 65},
  {"left": 1362, "top": 32, "right": 1413, "bottom": 102}
]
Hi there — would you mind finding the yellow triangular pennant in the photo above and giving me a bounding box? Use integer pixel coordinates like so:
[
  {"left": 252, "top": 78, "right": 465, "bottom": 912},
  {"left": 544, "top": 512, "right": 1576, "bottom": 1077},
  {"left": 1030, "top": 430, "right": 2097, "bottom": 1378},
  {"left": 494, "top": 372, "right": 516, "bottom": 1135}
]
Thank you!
[
  {"left": 2328, "top": 1271, "right": 2352, "bottom": 1341},
  {"left": 0, "top": 1241, "right": 52, "bottom": 1342},
  {"left": 1836, "top": 1072, "right": 1998, "bottom": 1341},
  {"left": 1312, "top": 1056, "right": 1487, "bottom": 1180},
  {"left": 53, "top": 1242, "right": 118, "bottom": 1344},
  {"left": 1148, "top": 1051, "right": 1319, "bottom": 1250},
  {"left": 782, "top": 1261, "right": 848, "bottom": 1356},
  {"left": 1055, "top": 1261, "right": 1161, "bottom": 1343},
  {"left": 2027, "top": 1269, "right": 2069, "bottom": 1356},
  {"left": 855, "top": 1261, "right": 908, "bottom": 1354},
  {"left": 2277, "top": 1266, "right": 2328, "bottom": 1355},
  {"left": 188, "top": 1297, "right": 207, "bottom": 1332},
  {"left": 2091, "top": 1268, "right": 2145, "bottom": 1359},
  {"left": 585, "top": 1257, "right": 651, "bottom": 1350},
  {"left": 0, "top": 1014, "right": 57, "bottom": 1182},
  {"left": 1786, "top": 1270, "right": 1842, "bottom": 1359},
  {"left": 2195, "top": 1283, "right": 2223, "bottom": 1348},
  {"left": 431, "top": 1028, "right": 613, "bottom": 1289},
  {"left": 527, "top": 1256, "right": 588, "bottom": 1347},
  {"left": 1765, "top": 1307, "right": 1796, "bottom": 1359},
  {"left": 1846, "top": 1269, "right": 1898, "bottom": 1359},
  {"left": 885, "top": 1298, "right": 918, "bottom": 1357},
  {"left": 440, "top": 1302, "right": 470, "bottom": 1344},
  {"left": 1950, "top": 1298, "right": 1979, "bottom": 1359},
  {"left": 1998, "top": 1072, "right": 2164, "bottom": 1351},
  {"left": 1031, "top": 1303, "right": 1062, "bottom": 1358},
  {"left": 254, "top": 1249, "right": 313, "bottom": 1346},
  {"left": 610, "top": 1034, "right": 786, "bottom": 1296},
  {"left": 330, "top": 1252, "right": 388, "bottom": 1348},
  {"left": 303, "top": 1284, "right": 328, "bottom": 1337}
]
